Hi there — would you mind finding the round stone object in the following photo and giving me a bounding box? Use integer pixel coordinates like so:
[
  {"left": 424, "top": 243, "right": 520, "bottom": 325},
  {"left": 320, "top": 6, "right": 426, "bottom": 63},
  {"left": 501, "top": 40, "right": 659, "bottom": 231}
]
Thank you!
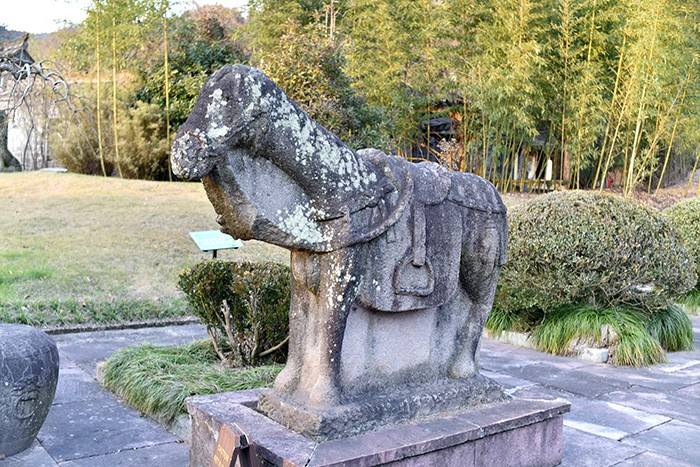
[{"left": 0, "top": 324, "right": 59, "bottom": 458}]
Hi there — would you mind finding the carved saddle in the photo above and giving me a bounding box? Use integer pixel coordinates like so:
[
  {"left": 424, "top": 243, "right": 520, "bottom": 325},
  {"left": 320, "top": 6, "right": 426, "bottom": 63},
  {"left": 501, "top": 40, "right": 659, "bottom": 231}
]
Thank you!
[{"left": 352, "top": 150, "right": 506, "bottom": 312}]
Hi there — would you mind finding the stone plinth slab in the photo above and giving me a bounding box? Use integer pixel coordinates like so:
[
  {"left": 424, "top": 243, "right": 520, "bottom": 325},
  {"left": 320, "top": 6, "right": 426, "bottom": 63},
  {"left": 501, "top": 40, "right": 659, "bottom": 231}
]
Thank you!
[
  {"left": 187, "top": 390, "right": 570, "bottom": 467},
  {"left": 258, "top": 375, "right": 506, "bottom": 440}
]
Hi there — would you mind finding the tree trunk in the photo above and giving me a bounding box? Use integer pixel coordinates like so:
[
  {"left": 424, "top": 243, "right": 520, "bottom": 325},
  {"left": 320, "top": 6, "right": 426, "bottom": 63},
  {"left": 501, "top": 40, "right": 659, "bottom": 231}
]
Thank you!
[{"left": 0, "top": 111, "right": 22, "bottom": 172}]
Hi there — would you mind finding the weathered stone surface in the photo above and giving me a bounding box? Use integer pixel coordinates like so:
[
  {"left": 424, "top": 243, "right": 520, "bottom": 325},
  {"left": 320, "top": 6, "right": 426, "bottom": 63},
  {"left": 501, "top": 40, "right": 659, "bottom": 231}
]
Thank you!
[
  {"left": 505, "top": 363, "right": 629, "bottom": 397},
  {"left": 613, "top": 451, "right": 696, "bottom": 467},
  {"left": 52, "top": 366, "right": 113, "bottom": 405},
  {"left": 471, "top": 410, "right": 563, "bottom": 467},
  {"left": 187, "top": 390, "right": 569, "bottom": 467},
  {"left": 479, "top": 369, "right": 536, "bottom": 390},
  {"left": 258, "top": 375, "right": 506, "bottom": 440},
  {"left": 0, "top": 325, "right": 59, "bottom": 458},
  {"left": 188, "top": 389, "right": 315, "bottom": 467},
  {"left": 173, "top": 64, "right": 510, "bottom": 439},
  {"left": 578, "top": 348, "right": 609, "bottom": 363},
  {"left": 576, "top": 362, "right": 700, "bottom": 392},
  {"left": 677, "top": 382, "right": 700, "bottom": 399}
]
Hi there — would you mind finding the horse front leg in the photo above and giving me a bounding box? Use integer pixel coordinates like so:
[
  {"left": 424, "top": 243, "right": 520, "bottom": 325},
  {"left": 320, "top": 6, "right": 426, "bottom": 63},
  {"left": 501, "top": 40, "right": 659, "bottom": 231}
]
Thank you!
[
  {"left": 449, "top": 215, "right": 502, "bottom": 379},
  {"left": 301, "top": 248, "right": 361, "bottom": 407}
]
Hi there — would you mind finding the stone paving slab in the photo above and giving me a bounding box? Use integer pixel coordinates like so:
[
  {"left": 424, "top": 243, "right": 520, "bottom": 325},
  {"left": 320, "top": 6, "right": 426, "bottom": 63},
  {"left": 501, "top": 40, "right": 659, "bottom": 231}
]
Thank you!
[
  {"left": 0, "top": 442, "right": 58, "bottom": 467},
  {"left": 52, "top": 324, "right": 206, "bottom": 377},
  {"left": 480, "top": 369, "right": 536, "bottom": 390},
  {"left": 500, "top": 363, "right": 630, "bottom": 397},
  {"left": 38, "top": 397, "right": 179, "bottom": 462},
  {"left": 653, "top": 360, "right": 700, "bottom": 383},
  {"left": 572, "top": 362, "right": 700, "bottom": 392},
  {"left": 620, "top": 419, "right": 700, "bottom": 463},
  {"left": 59, "top": 442, "right": 188, "bottom": 467},
  {"left": 559, "top": 427, "right": 643, "bottom": 467},
  {"left": 491, "top": 316, "right": 700, "bottom": 466},
  {"left": 53, "top": 366, "right": 114, "bottom": 405},
  {"left": 602, "top": 387, "right": 700, "bottom": 426},
  {"left": 509, "top": 384, "right": 579, "bottom": 402},
  {"left": 677, "top": 382, "right": 700, "bottom": 399},
  {"left": 480, "top": 342, "right": 592, "bottom": 371},
  {"left": 563, "top": 400, "right": 670, "bottom": 441},
  {"left": 613, "top": 450, "right": 697, "bottom": 466}
]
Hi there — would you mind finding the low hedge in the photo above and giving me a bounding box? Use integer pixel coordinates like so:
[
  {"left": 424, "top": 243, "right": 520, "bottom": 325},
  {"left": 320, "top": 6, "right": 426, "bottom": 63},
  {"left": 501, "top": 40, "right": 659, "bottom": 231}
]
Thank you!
[
  {"left": 665, "top": 197, "right": 700, "bottom": 290},
  {"left": 489, "top": 191, "right": 696, "bottom": 365},
  {"left": 495, "top": 191, "right": 696, "bottom": 315},
  {"left": 178, "top": 261, "right": 290, "bottom": 366}
]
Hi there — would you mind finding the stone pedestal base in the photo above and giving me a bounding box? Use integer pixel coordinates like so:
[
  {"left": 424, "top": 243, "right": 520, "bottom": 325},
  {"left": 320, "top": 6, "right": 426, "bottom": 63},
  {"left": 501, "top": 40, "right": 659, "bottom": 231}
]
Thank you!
[
  {"left": 258, "top": 375, "right": 507, "bottom": 440},
  {"left": 187, "top": 389, "right": 570, "bottom": 467}
]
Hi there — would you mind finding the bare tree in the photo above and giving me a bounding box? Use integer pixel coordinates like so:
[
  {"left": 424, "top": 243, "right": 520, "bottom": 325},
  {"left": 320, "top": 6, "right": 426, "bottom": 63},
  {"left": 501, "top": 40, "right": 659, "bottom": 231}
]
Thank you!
[{"left": 0, "top": 34, "right": 72, "bottom": 171}]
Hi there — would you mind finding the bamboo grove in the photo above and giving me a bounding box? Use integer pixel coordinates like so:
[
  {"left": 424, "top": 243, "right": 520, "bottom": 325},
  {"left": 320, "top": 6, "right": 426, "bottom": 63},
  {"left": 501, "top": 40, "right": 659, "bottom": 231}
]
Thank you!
[
  {"left": 250, "top": 0, "right": 700, "bottom": 194},
  {"left": 57, "top": 0, "right": 699, "bottom": 193}
]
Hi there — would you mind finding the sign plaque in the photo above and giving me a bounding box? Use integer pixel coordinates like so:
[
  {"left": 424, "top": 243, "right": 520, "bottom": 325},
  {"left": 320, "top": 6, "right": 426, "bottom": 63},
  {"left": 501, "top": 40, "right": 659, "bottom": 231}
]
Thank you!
[
  {"left": 211, "top": 425, "right": 260, "bottom": 467},
  {"left": 189, "top": 230, "right": 243, "bottom": 258}
]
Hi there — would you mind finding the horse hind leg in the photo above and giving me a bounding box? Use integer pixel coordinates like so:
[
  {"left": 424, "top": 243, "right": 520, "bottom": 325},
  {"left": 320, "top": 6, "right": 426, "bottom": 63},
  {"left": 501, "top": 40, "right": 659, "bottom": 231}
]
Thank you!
[{"left": 449, "top": 215, "right": 502, "bottom": 379}]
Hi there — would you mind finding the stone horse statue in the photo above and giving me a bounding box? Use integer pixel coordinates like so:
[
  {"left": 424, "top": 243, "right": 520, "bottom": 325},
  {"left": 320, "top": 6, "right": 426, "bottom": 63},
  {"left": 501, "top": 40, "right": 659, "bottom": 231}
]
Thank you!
[{"left": 173, "top": 65, "right": 508, "bottom": 440}]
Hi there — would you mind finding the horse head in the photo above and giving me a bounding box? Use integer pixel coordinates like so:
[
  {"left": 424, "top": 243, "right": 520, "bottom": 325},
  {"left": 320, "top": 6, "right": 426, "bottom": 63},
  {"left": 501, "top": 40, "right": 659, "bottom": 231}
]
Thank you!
[{"left": 171, "top": 65, "right": 388, "bottom": 251}]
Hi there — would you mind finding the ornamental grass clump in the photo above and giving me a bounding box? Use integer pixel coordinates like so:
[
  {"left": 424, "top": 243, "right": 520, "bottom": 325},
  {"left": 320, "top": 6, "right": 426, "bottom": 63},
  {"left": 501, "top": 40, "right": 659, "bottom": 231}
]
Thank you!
[
  {"left": 178, "top": 261, "right": 290, "bottom": 366},
  {"left": 530, "top": 305, "right": 665, "bottom": 366},
  {"left": 491, "top": 191, "right": 696, "bottom": 365},
  {"left": 102, "top": 340, "right": 281, "bottom": 423}
]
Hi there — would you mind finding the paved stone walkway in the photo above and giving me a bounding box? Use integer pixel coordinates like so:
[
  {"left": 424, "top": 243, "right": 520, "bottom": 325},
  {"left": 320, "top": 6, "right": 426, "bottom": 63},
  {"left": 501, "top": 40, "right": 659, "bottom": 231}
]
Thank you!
[
  {"left": 0, "top": 324, "right": 207, "bottom": 467},
  {"left": 481, "top": 316, "right": 700, "bottom": 466},
  {"left": 1, "top": 318, "right": 698, "bottom": 466}
]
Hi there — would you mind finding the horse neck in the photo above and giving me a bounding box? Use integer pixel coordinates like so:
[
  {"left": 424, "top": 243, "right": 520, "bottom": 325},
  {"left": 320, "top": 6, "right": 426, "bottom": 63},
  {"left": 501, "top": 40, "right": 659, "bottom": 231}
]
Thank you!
[{"left": 249, "top": 97, "right": 379, "bottom": 219}]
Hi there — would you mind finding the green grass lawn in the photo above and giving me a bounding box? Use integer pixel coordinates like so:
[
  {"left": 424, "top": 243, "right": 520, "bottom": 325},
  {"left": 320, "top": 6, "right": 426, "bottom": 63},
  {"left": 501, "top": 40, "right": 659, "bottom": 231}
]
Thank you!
[{"left": 0, "top": 172, "right": 287, "bottom": 326}]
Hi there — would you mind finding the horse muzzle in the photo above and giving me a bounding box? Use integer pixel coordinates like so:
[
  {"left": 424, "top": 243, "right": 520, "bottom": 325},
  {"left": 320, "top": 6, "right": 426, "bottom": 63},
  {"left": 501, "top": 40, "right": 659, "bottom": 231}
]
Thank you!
[{"left": 171, "top": 128, "right": 217, "bottom": 180}]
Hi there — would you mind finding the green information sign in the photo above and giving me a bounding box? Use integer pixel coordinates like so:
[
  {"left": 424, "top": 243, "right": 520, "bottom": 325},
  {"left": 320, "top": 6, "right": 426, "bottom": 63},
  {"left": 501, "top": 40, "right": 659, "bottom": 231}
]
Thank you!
[{"left": 189, "top": 230, "right": 243, "bottom": 258}]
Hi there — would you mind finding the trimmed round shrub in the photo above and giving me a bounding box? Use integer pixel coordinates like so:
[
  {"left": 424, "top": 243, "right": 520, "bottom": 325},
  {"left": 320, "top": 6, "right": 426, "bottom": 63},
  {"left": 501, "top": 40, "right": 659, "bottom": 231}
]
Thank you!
[
  {"left": 665, "top": 197, "right": 700, "bottom": 290},
  {"left": 178, "top": 261, "right": 290, "bottom": 365},
  {"left": 496, "top": 191, "right": 696, "bottom": 315}
]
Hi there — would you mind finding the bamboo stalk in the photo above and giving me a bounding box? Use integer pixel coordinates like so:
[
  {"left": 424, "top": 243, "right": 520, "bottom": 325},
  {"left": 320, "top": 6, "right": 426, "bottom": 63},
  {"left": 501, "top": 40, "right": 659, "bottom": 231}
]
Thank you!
[
  {"left": 163, "top": 8, "right": 172, "bottom": 182},
  {"left": 111, "top": 15, "right": 123, "bottom": 178},
  {"left": 593, "top": 34, "right": 626, "bottom": 188},
  {"left": 96, "top": 10, "right": 106, "bottom": 177},
  {"left": 624, "top": 5, "right": 659, "bottom": 197},
  {"left": 688, "top": 151, "right": 700, "bottom": 194},
  {"left": 599, "top": 75, "right": 634, "bottom": 190},
  {"left": 654, "top": 116, "right": 679, "bottom": 194}
]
